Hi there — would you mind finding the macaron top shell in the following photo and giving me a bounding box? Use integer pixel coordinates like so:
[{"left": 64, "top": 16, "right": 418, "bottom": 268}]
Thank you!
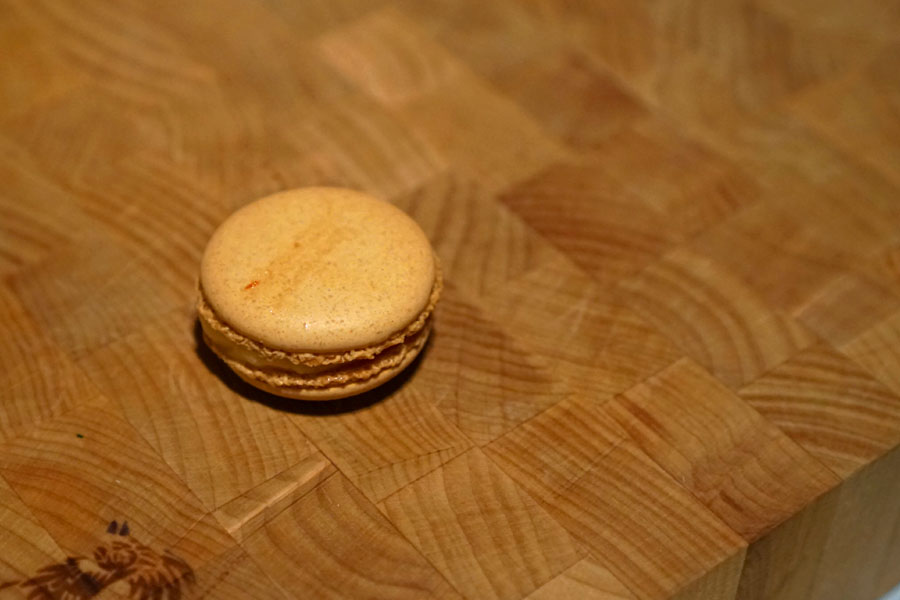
[{"left": 200, "top": 188, "right": 436, "bottom": 353}]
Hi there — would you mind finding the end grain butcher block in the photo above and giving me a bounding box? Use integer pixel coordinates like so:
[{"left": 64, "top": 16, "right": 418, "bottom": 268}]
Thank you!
[{"left": 2, "top": 1, "right": 900, "bottom": 599}]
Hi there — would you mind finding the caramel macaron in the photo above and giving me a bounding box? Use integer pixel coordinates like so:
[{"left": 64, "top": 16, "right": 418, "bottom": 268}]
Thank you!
[{"left": 197, "top": 187, "right": 441, "bottom": 400}]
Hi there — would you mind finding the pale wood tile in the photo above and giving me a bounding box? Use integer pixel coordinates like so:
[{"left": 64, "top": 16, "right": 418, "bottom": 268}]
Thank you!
[
  {"left": 380, "top": 449, "right": 583, "bottom": 600},
  {"left": 609, "top": 358, "right": 839, "bottom": 540},
  {"left": 242, "top": 473, "right": 462, "bottom": 599},
  {"left": 78, "top": 311, "right": 317, "bottom": 512},
  {"left": 486, "top": 397, "right": 746, "bottom": 600},
  {"left": 618, "top": 247, "right": 815, "bottom": 389},
  {"left": 740, "top": 342, "right": 900, "bottom": 478}
]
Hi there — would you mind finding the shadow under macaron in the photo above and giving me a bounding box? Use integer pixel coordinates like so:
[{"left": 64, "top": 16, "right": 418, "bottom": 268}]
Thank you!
[{"left": 193, "top": 319, "right": 430, "bottom": 416}]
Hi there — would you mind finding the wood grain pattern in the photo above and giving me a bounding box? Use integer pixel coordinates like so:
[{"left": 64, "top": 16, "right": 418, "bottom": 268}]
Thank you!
[
  {"left": 525, "top": 557, "right": 636, "bottom": 600},
  {"left": 739, "top": 342, "right": 900, "bottom": 478},
  {"left": 241, "top": 473, "right": 461, "bottom": 599},
  {"left": 212, "top": 452, "right": 335, "bottom": 544},
  {"left": 608, "top": 358, "right": 838, "bottom": 540},
  {"left": 618, "top": 247, "right": 815, "bottom": 389},
  {"left": 380, "top": 449, "right": 582, "bottom": 600},
  {"left": 416, "top": 287, "right": 567, "bottom": 445},
  {"left": 0, "top": 284, "right": 102, "bottom": 444},
  {"left": 791, "top": 43, "right": 900, "bottom": 188},
  {"left": 397, "top": 74, "right": 567, "bottom": 193},
  {"left": 492, "top": 48, "right": 649, "bottom": 150},
  {"left": 394, "top": 174, "right": 562, "bottom": 297},
  {"left": 0, "top": 140, "right": 91, "bottom": 275},
  {"left": 478, "top": 260, "right": 684, "bottom": 398},
  {"left": 0, "top": 476, "right": 67, "bottom": 585},
  {"left": 793, "top": 272, "right": 900, "bottom": 347},
  {"left": 842, "top": 309, "right": 900, "bottom": 397},
  {"left": 287, "top": 380, "right": 473, "bottom": 504},
  {"left": 2, "top": 0, "right": 900, "bottom": 598},
  {"left": 485, "top": 397, "right": 746, "bottom": 599},
  {"left": 808, "top": 444, "right": 900, "bottom": 600},
  {"left": 78, "top": 313, "right": 318, "bottom": 511},
  {"left": 318, "top": 6, "right": 463, "bottom": 107}
]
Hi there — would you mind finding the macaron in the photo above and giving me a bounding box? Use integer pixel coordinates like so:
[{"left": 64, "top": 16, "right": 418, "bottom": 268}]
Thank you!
[{"left": 197, "top": 187, "right": 441, "bottom": 400}]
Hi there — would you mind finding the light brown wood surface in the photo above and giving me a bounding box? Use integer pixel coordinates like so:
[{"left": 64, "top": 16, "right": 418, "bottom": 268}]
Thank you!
[{"left": 1, "top": 1, "right": 900, "bottom": 599}]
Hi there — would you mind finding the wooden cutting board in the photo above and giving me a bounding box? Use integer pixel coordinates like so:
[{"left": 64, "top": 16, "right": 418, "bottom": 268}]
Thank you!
[{"left": 2, "top": 1, "right": 899, "bottom": 599}]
